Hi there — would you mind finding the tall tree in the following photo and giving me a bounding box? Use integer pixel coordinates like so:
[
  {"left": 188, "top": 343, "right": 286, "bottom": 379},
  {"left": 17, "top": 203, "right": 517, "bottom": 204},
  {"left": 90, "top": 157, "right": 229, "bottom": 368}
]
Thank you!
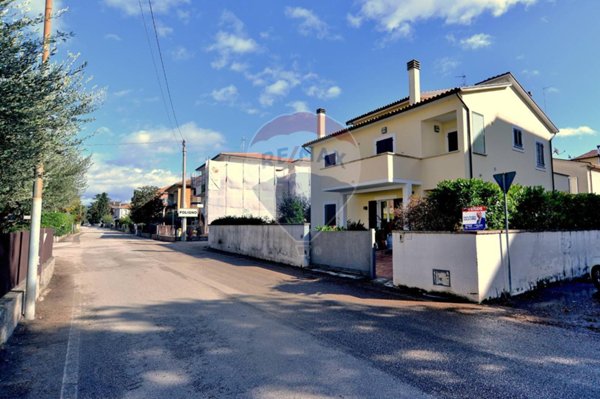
[
  {"left": 87, "top": 193, "right": 110, "bottom": 224},
  {"left": 0, "top": 1, "right": 102, "bottom": 231},
  {"left": 130, "top": 186, "right": 164, "bottom": 224}
]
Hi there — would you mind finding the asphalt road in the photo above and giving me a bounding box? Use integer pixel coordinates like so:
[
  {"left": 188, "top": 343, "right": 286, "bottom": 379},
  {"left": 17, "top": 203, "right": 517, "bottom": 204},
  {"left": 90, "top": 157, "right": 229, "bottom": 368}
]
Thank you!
[{"left": 1, "top": 227, "right": 599, "bottom": 398}]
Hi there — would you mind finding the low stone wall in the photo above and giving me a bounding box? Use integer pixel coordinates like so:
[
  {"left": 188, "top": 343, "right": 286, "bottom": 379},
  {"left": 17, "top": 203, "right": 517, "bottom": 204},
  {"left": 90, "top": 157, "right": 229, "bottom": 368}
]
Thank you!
[
  {"left": 1, "top": 256, "right": 55, "bottom": 345},
  {"left": 311, "top": 230, "right": 375, "bottom": 277},
  {"left": 209, "top": 225, "right": 310, "bottom": 267},
  {"left": 393, "top": 230, "right": 600, "bottom": 302}
]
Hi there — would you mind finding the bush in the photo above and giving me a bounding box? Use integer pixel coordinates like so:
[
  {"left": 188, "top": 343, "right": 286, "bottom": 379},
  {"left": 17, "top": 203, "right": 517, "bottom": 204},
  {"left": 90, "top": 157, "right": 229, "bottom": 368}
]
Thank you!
[
  {"left": 101, "top": 214, "right": 114, "bottom": 226},
  {"left": 41, "top": 212, "right": 74, "bottom": 236},
  {"left": 315, "top": 225, "right": 345, "bottom": 231},
  {"left": 277, "top": 195, "right": 310, "bottom": 224},
  {"left": 210, "top": 215, "right": 274, "bottom": 225},
  {"left": 346, "top": 220, "right": 367, "bottom": 231}
]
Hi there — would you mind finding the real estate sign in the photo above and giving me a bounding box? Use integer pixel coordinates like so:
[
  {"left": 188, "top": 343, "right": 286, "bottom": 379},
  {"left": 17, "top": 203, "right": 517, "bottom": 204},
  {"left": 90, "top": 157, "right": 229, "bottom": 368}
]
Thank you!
[
  {"left": 178, "top": 208, "right": 199, "bottom": 218},
  {"left": 463, "top": 206, "right": 487, "bottom": 231}
]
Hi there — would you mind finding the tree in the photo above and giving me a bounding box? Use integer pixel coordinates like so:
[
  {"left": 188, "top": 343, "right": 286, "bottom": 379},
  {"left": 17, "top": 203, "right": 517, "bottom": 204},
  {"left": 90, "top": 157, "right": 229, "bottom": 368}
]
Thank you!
[
  {"left": 277, "top": 194, "right": 310, "bottom": 224},
  {"left": 87, "top": 193, "right": 110, "bottom": 224},
  {"left": 130, "top": 186, "right": 164, "bottom": 224},
  {"left": 0, "top": 1, "right": 102, "bottom": 232}
]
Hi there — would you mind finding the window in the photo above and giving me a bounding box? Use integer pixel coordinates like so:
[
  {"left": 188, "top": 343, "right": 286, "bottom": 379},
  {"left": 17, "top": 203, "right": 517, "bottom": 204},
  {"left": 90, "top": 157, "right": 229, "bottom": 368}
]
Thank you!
[
  {"left": 201, "top": 184, "right": 206, "bottom": 194},
  {"left": 536, "top": 142, "right": 545, "bottom": 168},
  {"left": 324, "top": 153, "right": 336, "bottom": 167},
  {"left": 324, "top": 204, "right": 336, "bottom": 226},
  {"left": 472, "top": 112, "right": 486, "bottom": 154},
  {"left": 375, "top": 137, "right": 394, "bottom": 154},
  {"left": 447, "top": 131, "right": 458, "bottom": 152},
  {"left": 513, "top": 128, "right": 523, "bottom": 149}
]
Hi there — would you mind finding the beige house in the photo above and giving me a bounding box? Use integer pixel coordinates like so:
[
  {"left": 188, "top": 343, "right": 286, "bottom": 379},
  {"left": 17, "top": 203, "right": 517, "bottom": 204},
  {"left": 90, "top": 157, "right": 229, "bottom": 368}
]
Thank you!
[
  {"left": 305, "top": 59, "right": 559, "bottom": 229},
  {"left": 192, "top": 152, "right": 310, "bottom": 231},
  {"left": 553, "top": 148, "right": 600, "bottom": 194}
]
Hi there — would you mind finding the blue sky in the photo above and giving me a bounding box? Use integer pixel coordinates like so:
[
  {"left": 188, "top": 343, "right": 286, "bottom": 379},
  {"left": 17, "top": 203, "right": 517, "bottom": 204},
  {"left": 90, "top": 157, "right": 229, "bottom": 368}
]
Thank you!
[{"left": 21, "top": 0, "right": 600, "bottom": 202}]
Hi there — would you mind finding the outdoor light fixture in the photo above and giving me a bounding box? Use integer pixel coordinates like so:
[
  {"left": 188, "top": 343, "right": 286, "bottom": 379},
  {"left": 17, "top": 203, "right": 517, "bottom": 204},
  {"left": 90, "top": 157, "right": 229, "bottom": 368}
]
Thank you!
[
  {"left": 434, "top": 125, "right": 440, "bottom": 133},
  {"left": 381, "top": 126, "right": 388, "bottom": 134}
]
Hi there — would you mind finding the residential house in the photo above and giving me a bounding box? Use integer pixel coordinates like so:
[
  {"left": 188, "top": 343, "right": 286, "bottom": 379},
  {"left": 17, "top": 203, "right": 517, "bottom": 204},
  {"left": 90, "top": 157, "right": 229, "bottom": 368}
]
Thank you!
[
  {"left": 109, "top": 202, "right": 131, "bottom": 221},
  {"left": 553, "top": 148, "right": 600, "bottom": 194},
  {"left": 192, "top": 152, "right": 310, "bottom": 232},
  {"left": 162, "top": 179, "right": 195, "bottom": 226},
  {"left": 305, "top": 59, "right": 559, "bottom": 229}
]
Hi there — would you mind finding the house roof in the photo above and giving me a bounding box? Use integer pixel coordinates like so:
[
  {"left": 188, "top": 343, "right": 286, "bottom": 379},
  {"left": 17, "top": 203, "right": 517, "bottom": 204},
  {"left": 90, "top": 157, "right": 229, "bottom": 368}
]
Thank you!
[
  {"left": 196, "top": 152, "right": 309, "bottom": 171},
  {"left": 304, "top": 71, "right": 559, "bottom": 148},
  {"left": 572, "top": 149, "right": 599, "bottom": 160}
]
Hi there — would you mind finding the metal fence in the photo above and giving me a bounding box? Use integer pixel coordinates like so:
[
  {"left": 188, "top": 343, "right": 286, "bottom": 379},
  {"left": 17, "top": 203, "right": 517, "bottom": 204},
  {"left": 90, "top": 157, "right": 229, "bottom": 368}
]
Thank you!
[{"left": 0, "top": 228, "right": 54, "bottom": 297}]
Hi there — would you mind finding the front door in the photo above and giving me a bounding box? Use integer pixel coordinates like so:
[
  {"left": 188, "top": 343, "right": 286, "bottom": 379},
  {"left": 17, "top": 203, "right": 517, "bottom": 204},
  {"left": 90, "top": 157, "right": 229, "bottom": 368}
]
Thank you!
[{"left": 368, "top": 201, "right": 377, "bottom": 230}]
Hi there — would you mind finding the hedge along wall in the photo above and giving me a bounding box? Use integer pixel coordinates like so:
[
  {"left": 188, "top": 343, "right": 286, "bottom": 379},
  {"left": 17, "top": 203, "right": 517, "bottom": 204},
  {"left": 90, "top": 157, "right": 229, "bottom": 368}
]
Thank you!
[
  {"left": 393, "top": 230, "right": 600, "bottom": 302},
  {"left": 209, "top": 224, "right": 310, "bottom": 267}
]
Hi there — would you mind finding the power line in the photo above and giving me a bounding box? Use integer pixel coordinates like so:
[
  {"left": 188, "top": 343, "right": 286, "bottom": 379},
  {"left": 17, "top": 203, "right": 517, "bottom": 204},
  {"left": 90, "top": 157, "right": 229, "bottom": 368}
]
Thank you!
[
  {"left": 147, "top": 0, "right": 185, "bottom": 142},
  {"left": 86, "top": 140, "right": 176, "bottom": 146},
  {"left": 137, "top": 0, "right": 179, "bottom": 145}
]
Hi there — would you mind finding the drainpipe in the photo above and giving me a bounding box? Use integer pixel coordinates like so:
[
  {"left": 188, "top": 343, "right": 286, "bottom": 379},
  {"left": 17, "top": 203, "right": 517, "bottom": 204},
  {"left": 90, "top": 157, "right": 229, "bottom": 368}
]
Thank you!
[
  {"left": 549, "top": 133, "right": 557, "bottom": 191},
  {"left": 456, "top": 93, "right": 473, "bottom": 179}
]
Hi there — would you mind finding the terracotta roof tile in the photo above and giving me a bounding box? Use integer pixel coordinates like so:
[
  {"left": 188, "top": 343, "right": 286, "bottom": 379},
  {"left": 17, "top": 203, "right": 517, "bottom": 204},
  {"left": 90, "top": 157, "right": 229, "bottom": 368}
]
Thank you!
[{"left": 573, "top": 149, "right": 599, "bottom": 160}]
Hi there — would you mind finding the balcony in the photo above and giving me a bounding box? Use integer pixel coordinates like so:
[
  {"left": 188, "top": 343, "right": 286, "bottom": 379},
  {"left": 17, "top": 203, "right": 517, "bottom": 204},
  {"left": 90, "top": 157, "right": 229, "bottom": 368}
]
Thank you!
[{"left": 318, "top": 152, "right": 422, "bottom": 193}]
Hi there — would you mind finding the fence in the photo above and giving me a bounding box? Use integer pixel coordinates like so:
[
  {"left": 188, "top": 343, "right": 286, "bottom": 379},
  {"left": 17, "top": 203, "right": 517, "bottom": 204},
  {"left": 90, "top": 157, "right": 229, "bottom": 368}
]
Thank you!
[
  {"left": 311, "top": 230, "right": 375, "bottom": 277},
  {"left": 0, "top": 228, "right": 54, "bottom": 298},
  {"left": 393, "top": 230, "right": 600, "bottom": 302},
  {"left": 209, "top": 225, "right": 310, "bottom": 267}
]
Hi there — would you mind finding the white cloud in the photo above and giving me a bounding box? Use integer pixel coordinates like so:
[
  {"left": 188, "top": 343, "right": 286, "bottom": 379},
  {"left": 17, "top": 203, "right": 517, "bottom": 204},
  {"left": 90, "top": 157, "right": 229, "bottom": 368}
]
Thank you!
[
  {"left": 12, "top": 0, "right": 65, "bottom": 32},
  {"left": 171, "top": 45, "right": 193, "bottom": 61},
  {"left": 211, "top": 85, "right": 239, "bottom": 103},
  {"left": 349, "top": 0, "right": 536, "bottom": 40},
  {"left": 306, "top": 85, "right": 342, "bottom": 99},
  {"left": 207, "top": 10, "right": 259, "bottom": 70},
  {"left": 113, "top": 89, "right": 132, "bottom": 97},
  {"left": 103, "top": 0, "right": 190, "bottom": 16},
  {"left": 522, "top": 69, "right": 540, "bottom": 77},
  {"left": 435, "top": 57, "right": 460, "bottom": 76},
  {"left": 346, "top": 13, "right": 363, "bottom": 28},
  {"left": 260, "top": 80, "right": 292, "bottom": 106},
  {"left": 155, "top": 20, "right": 173, "bottom": 37},
  {"left": 104, "top": 33, "right": 122, "bottom": 41},
  {"left": 287, "top": 101, "right": 310, "bottom": 113},
  {"left": 460, "top": 33, "right": 492, "bottom": 49},
  {"left": 85, "top": 155, "right": 178, "bottom": 202},
  {"left": 558, "top": 126, "right": 597, "bottom": 137},
  {"left": 177, "top": 9, "right": 191, "bottom": 24},
  {"left": 285, "top": 7, "right": 340, "bottom": 40},
  {"left": 230, "top": 62, "right": 249, "bottom": 72},
  {"left": 123, "top": 122, "right": 225, "bottom": 155}
]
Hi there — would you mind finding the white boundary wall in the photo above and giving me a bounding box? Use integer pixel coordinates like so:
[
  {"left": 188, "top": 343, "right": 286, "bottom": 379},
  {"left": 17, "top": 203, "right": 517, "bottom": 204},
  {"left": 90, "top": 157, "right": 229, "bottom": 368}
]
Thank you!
[
  {"left": 311, "top": 230, "right": 375, "bottom": 276},
  {"left": 209, "top": 225, "right": 310, "bottom": 267},
  {"left": 393, "top": 230, "right": 600, "bottom": 302}
]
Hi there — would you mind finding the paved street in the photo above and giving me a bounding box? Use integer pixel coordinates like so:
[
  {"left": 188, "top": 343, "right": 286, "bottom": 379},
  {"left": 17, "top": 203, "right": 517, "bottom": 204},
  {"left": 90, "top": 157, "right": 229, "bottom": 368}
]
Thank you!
[{"left": 1, "top": 227, "right": 599, "bottom": 399}]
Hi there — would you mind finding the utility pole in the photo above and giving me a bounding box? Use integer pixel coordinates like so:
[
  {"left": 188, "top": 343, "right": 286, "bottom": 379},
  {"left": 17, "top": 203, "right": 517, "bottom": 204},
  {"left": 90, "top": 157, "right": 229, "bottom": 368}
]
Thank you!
[
  {"left": 25, "top": 0, "right": 52, "bottom": 321},
  {"left": 181, "top": 140, "right": 187, "bottom": 242}
]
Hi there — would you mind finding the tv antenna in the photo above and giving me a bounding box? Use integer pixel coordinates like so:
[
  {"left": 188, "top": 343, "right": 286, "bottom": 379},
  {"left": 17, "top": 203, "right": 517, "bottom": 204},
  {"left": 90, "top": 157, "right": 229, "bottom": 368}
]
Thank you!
[{"left": 456, "top": 74, "right": 467, "bottom": 87}]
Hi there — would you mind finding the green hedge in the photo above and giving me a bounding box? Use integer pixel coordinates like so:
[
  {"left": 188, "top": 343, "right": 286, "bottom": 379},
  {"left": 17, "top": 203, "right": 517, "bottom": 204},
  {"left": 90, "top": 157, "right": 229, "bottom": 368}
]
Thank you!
[
  {"left": 210, "top": 215, "right": 274, "bottom": 225},
  {"left": 400, "top": 179, "right": 600, "bottom": 232},
  {"left": 41, "top": 212, "right": 74, "bottom": 236}
]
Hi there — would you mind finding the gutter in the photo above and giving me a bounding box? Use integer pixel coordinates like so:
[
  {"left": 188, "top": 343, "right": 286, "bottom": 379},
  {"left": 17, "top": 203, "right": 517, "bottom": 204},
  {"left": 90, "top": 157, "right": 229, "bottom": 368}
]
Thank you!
[
  {"left": 549, "top": 133, "right": 557, "bottom": 191},
  {"left": 456, "top": 93, "right": 473, "bottom": 179}
]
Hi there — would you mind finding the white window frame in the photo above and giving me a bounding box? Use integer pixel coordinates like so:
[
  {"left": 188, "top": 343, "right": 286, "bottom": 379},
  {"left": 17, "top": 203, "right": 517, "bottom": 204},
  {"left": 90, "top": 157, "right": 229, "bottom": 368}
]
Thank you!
[
  {"left": 447, "top": 131, "right": 459, "bottom": 153},
  {"left": 472, "top": 112, "right": 486, "bottom": 155},
  {"left": 323, "top": 151, "right": 338, "bottom": 168},
  {"left": 513, "top": 126, "right": 524, "bottom": 151},
  {"left": 535, "top": 141, "right": 546, "bottom": 170},
  {"left": 374, "top": 134, "right": 396, "bottom": 155}
]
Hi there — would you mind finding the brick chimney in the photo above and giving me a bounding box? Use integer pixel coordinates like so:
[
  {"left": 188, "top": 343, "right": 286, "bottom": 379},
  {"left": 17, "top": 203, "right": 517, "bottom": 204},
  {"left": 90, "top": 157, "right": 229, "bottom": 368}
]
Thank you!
[{"left": 407, "top": 59, "right": 421, "bottom": 105}]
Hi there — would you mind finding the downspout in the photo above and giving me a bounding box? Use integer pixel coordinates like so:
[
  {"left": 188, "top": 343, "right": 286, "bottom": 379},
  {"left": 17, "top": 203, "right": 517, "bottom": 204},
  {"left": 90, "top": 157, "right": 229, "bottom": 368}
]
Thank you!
[
  {"left": 456, "top": 93, "right": 473, "bottom": 179},
  {"left": 549, "top": 133, "right": 557, "bottom": 191}
]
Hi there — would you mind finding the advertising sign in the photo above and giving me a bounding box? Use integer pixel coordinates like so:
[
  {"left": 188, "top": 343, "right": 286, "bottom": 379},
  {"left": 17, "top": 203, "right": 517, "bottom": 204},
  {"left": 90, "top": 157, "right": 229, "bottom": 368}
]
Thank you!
[{"left": 463, "top": 206, "right": 487, "bottom": 231}]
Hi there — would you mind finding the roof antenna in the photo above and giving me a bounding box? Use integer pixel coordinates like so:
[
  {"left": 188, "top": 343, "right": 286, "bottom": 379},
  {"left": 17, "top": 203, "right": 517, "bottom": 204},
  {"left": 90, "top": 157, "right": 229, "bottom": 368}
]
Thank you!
[
  {"left": 456, "top": 74, "right": 467, "bottom": 87},
  {"left": 241, "top": 136, "right": 247, "bottom": 152}
]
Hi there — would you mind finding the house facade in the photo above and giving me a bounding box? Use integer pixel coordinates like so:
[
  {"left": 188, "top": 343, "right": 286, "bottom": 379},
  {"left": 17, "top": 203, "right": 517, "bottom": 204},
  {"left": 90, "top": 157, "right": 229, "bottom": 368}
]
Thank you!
[
  {"left": 109, "top": 202, "right": 131, "bottom": 221},
  {"left": 192, "top": 152, "right": 310, "bottom": 231},
  {"left": 305, "top": 59, "right": 559, "bottom": 229},
  {"left": 554, "top": 148, "right": 600, "bottom": 194}
]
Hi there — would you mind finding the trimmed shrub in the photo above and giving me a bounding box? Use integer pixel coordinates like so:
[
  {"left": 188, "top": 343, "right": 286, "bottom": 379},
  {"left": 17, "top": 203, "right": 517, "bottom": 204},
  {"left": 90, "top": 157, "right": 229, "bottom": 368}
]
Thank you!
[
  {"left": 346, "top": 220, "right": 367, "bottom": 231},
  {"left": 210, "top": 215, "right": 274, "bottom": 225},
  {"left": 278, "top": 195, "right": 310, "bottom": 224},
  {"left": 41, "top": 212, "right": 74, "bottom": 236}
]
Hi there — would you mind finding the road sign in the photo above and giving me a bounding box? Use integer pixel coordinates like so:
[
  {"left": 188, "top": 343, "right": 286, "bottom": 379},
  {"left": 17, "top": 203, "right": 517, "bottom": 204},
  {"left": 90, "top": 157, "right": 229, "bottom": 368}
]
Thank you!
[
  {"left": 178, "top": 208, "right": 199, "bottom": 218},
  {"left": 493, "top": 171, "right": 516, "bottom": 194}
]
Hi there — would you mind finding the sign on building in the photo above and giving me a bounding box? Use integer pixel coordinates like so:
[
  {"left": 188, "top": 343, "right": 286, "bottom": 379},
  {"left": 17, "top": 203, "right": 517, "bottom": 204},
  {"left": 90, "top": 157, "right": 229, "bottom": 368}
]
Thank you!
[
  {"left": 463, "top": 206, "right": 487, "bottom": 231},
  {"left": 178, "top": 208, "right": 199, "bottom": 218}
]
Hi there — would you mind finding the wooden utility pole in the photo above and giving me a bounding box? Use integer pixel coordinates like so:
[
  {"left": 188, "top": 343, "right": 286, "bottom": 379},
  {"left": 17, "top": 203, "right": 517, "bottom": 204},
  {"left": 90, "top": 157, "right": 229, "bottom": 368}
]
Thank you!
[
  {"left": 181, "top": 140, "right": 187, "bottom": 242},
  {"left": 25, "top": 0, "right": 52, "bottom": 320}
]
